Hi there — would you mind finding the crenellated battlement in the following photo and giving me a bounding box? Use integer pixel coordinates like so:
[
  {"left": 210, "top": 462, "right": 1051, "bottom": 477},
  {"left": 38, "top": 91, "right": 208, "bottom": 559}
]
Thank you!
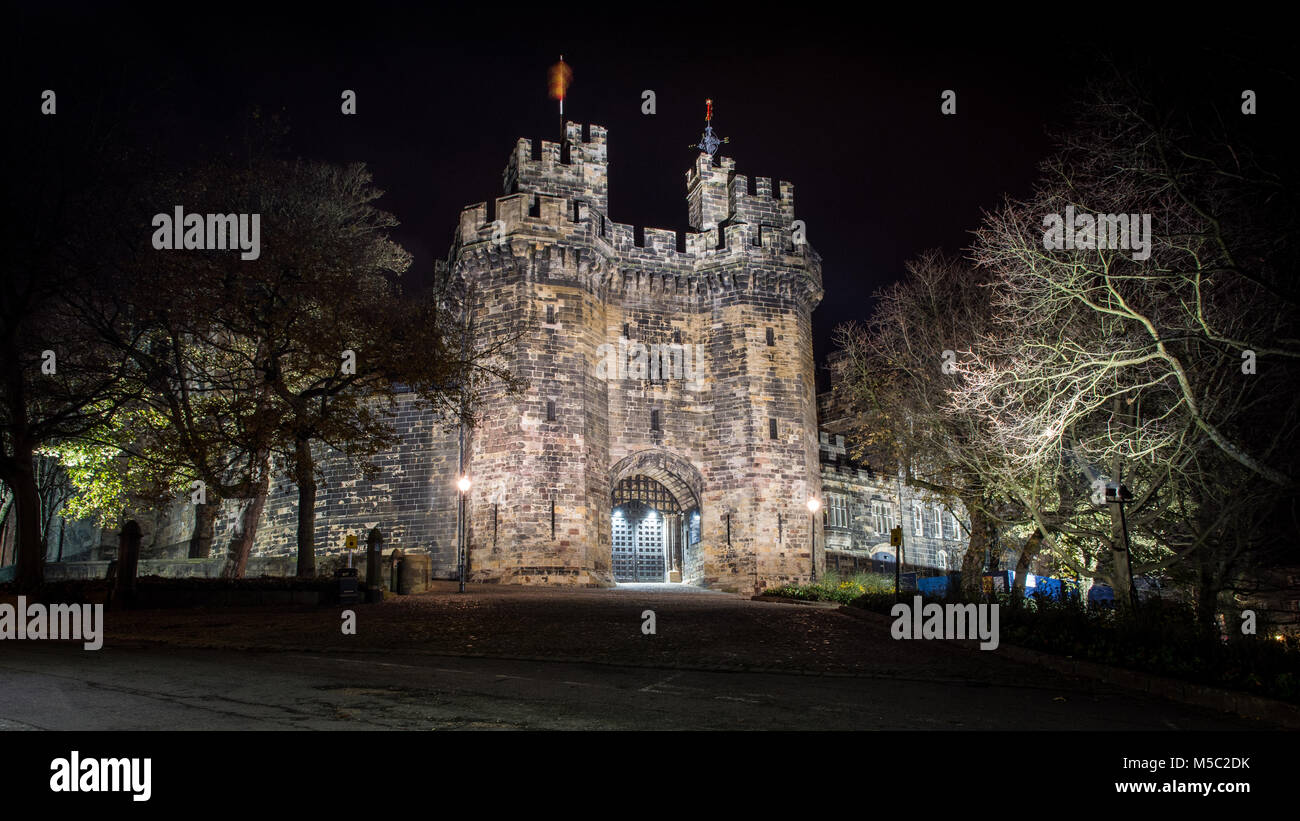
[
  {"left": 503, "top": 121, "right": 609, "bottom": 215},
  {"left": 686, "top": 152, "right": 795, "bottom": 236},
  {"left": 728, "top": 172, "right": 796, "bottom": 229},
  {"left": 455, "top": 123, "right": 820, "bottom": 308},
  {"left": 457, "top": 193, "right": 811, "bottom": 265}
]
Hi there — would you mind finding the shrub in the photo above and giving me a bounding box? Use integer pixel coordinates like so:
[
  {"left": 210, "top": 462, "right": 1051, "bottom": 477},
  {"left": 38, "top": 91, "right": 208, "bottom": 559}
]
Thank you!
[
  {"left": 764, "top": 571, "right": 893, "bottom": 604},
  {"left": 848, "top": 587, "right": 1300, "bottom": 703}
]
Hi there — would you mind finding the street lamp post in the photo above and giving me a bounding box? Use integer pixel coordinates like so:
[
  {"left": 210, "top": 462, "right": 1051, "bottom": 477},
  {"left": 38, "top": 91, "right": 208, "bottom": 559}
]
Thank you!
[
  {"left": 806, "top": 497, "right": 821, "bottom": 582},
  {"left": 457, "top": 475, "right": 472, "bottom": 593}
]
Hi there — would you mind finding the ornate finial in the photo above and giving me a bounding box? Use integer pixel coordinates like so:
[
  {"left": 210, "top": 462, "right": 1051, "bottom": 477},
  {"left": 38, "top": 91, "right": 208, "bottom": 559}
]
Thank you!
[{"left": 693, "top": 98, "right": 729, "bottom": 157}]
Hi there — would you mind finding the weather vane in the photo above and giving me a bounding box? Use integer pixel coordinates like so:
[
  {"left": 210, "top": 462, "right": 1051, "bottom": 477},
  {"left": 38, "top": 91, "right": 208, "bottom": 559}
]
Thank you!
[{"left": 692, "top": 98, "right": 729, "bottom": 157}]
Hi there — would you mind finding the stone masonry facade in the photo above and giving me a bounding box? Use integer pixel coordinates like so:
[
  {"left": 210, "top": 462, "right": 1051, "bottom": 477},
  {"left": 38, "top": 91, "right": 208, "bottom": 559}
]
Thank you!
[
  {"left": 816, "top": 429, "right": 968, "bottom": 572},
  {"left": 447, "top": 122, "right": 824, "bottom": 592}
]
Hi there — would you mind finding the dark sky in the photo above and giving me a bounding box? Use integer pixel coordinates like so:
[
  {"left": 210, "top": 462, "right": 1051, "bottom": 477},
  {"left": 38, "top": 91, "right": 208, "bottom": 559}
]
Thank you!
[{"left": 6, "top": 3, "right": 1289, "bottom": 385}]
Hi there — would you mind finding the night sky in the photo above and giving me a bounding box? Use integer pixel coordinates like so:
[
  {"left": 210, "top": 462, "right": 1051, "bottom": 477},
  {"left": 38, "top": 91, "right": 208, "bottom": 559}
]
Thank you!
[{"left": 6, "top": 4, "right": 1288, "bottom": 385}]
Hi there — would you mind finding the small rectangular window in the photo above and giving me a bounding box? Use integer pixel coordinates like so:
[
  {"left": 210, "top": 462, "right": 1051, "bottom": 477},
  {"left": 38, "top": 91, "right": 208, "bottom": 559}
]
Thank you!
[
  {"left": 768, "top": 418, "right": 778, "bottom": 440},
  {"left": 546, "top": 305, "right": 555, "bottom": 324},
  {"left": 651, "top": 409, "right": 660, "bottom": 431},
  {"left": 913, "top": 502, "right": 924, "bottom": 537},
  {"left": 673, "top": 329, "right": 682, "bottom": 344},
  {"left": 828, "top": 494, "right": 849, "bottom": 528},
  {"left": 546, "top": 400, "right": 556, "bottom": 422},
  {"left": 925, "top": 507, "right": 940, "bottom": 539},
  {"left": 766, "top": 327, "right": 775, "bottom": 346},
  {"left": 872, "top": 500, "right": 894, "bottom": 534},
  {"left": 623, "top": 322, "right": 632, "bottom": 340}
]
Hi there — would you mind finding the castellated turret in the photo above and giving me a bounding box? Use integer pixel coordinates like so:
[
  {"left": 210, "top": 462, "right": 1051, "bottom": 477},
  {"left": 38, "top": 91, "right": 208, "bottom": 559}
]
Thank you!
[{"left": 450, "top": 122, "right": 824, "bottom": 591}]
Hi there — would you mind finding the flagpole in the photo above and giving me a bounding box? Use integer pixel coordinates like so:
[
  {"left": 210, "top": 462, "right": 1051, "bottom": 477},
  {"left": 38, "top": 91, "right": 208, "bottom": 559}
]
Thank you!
[{"left": 550, "top": 55, "right": 571, "bottom": 142}]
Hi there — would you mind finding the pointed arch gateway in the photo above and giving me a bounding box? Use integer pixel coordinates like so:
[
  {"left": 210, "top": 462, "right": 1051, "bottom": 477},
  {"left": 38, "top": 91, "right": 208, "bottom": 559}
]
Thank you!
[{"left": 608, "top": 450, "right": 704, "bottom": 584}]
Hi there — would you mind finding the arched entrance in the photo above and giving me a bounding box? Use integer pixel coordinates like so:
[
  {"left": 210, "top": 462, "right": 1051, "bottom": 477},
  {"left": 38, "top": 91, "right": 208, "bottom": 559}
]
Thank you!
[{"left": 608, "top": 451, "right": 703, "bottom": 584}]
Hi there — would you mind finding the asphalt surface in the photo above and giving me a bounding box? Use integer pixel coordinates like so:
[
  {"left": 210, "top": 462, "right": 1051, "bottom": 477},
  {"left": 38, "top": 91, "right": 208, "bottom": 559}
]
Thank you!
[
  {"left": 0, "top": 643, "right": 1273, "bottom": 730},
  {"left": 0, "top": 584, "right": 1281, "bottom": 730}
]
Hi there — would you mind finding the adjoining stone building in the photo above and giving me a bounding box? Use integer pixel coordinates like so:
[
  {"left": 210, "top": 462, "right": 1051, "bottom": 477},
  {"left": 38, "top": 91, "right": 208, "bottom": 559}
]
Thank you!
[{"left": 815, "top": 399, "right": 971, "bottom": 575}]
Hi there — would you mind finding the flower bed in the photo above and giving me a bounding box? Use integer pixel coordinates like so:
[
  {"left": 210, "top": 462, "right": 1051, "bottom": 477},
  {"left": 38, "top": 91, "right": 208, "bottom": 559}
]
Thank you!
[{"left": 762, "top": 571, "right": 895, "bottom": 605}]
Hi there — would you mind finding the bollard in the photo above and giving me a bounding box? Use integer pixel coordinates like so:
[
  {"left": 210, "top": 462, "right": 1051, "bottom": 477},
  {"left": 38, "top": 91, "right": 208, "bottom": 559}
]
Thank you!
[
  {"left": 399, "top": 553, "right": 431, "bottom": 594},
  {"left": 388, "top": 548, "right": 404, "bottom": 593},
  {"left": 365, "top": 527, "right": 384, "bottom": 603}
]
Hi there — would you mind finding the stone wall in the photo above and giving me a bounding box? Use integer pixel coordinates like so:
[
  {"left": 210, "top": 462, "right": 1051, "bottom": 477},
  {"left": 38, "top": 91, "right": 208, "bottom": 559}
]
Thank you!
[
  {"left": 250, "top": 392, "right": 462, "bottom": 574},
  {"left": 80, "top": 391, "right": 464, "bottom": 578}
]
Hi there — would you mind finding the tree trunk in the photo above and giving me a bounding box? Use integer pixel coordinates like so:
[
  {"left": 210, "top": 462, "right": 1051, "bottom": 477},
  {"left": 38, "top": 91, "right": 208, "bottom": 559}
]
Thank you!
[
  {"left": 1195, "top": 566, "right": 1220, "bottom": 630},
  {"left": 1012, "top": 529, "right": 1044, "bottom": 598},
  {"left": 38, "top": 461, "right": 57, "bottom": 561},
  {"left": 188, "top": 501, "right": 219, "bottom": 559},
  {"left": 220, "top": 455, "right": 271, "bottom": 579},
  {"left": 11, "top": 447, "right": 45, "bottom": 590},
  {"left": 294, "top": 436, "right": 317, "bottom": 578},
  {"left": 1194, "top": 538, "right": 1225, "bottom": 631},
  {"left": 0, "top": 493, "right": 12, "bottom": 566},
  {"left": 1108, "top": 401, "right": 1136, "bottom": 618},
  {"left": 1190, "top": 485, "right": 1235, "bottom": 633},
  {"left": 1109, "top": 502, "right": 1135, "bottom": 619},
  {"left": 959, "top": 497, "right": 993, "bottom": 599},
  {"left": 113, "top": 520, "right": 142, "bottom": 609}
]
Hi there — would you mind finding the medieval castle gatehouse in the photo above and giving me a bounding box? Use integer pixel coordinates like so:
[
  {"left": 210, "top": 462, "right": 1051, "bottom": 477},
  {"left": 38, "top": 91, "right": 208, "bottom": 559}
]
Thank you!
[
  {"left": 440, "top": 121, "right": 825, "bottom": 590},
  {"left": 23, "top": 121, "right": 988, "bottom": 593}
]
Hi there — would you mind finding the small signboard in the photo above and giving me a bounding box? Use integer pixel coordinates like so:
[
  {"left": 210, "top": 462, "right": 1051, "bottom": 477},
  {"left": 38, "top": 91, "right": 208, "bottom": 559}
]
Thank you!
[
  {"left": 899, "top": 571, "right": 918, "bottom": 592},
  {"left": 889, "top": 527, "right": 902, "bottom": 547},
  {"left": 345, "top": 533, "right": 357, "bottom": 551}
]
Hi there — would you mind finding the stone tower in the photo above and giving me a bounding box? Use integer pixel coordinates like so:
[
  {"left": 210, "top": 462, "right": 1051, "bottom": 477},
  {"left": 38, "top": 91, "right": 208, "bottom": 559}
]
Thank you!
[{"left": 450, "top": 121, "right": 824, "bottom": 592}]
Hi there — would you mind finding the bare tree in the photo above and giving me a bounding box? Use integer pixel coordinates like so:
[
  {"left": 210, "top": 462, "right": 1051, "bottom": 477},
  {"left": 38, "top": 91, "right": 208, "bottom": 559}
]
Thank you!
[
  {"left": 957, "top": 75, "right": 1300, "bottom": 618},
  {"left": 832, "top": 251, "right": 1025, "bottom": 598}
]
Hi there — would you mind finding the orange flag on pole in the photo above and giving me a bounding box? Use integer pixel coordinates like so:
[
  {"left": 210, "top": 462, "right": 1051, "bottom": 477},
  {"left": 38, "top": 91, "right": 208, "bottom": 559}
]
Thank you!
[{"left": 549, "top": 55, "right": 572, "bottom": 116}]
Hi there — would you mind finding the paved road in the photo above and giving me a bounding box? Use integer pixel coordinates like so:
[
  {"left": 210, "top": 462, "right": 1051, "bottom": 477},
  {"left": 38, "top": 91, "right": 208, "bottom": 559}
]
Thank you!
[{"left": 0, "top": 643, "right": 1272, "bottom": 730}]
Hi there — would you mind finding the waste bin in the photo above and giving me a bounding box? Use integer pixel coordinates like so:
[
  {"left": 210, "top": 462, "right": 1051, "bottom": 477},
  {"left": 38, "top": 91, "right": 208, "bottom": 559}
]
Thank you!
[{"left": 334, "top": 567, "right": 359, "bottom": 605}]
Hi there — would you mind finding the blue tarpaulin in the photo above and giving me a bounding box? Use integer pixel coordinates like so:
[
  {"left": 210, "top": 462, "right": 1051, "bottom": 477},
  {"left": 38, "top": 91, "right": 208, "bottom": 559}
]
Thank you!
[
  {"left": 1087, "top": 578, "right": 1164, "bottom": 605},
  {"left": 1088, "top": 583, "right": 1114, "bottom": 604},
  {"left": 916, "top": 575, "right": 950, "bottom": 597},
  {"left": 912, "top": 571, "right": 1078, "bottom": 601}
]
